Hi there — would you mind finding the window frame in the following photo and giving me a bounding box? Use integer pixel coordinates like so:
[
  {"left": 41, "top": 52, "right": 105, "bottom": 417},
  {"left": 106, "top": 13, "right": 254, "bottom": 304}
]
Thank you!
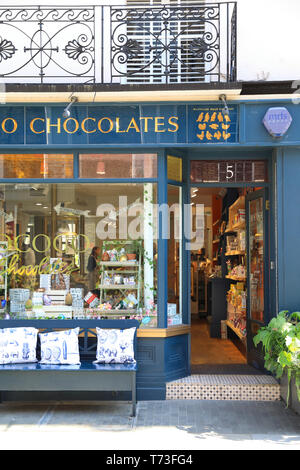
[{"left": 0, "top": 148, "right": 165, "bottom": 329}]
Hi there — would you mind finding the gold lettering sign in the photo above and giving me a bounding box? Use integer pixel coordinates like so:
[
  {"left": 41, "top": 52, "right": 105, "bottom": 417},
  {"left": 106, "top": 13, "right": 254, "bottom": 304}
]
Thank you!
[
  {"left": 0, "top": 232, "right": 91, "bottom": 277},
  {"left": 0, "top": 116, "right": 180, "bottom": 135}
]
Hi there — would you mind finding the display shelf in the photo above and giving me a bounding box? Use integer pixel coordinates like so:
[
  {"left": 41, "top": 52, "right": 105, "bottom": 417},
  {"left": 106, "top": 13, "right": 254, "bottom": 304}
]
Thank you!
[
  {"left": 226, "top": 320, "right": 246, "bottom": 343},
  {"left": 225, "top": 250, "right": 245, "bottom": 256},
  {"left": 98, "top": 309, "right": 137, "bottom": 315},
  {"left": 100, "top": 261, "right": 138, "bottom": 267},
  {"left": 99, "top": 240, "right": 142, "bottom": 314},
  {"left": 99, "top": 284, "right": 138, "bottom": 290},
  {"left": 232, "top": 221, "right": 245, "bottom": 231},
  {"left": 227, "top": 196, "right": 245, "bottom": 232},
  {"left": 226, "top": 275, "right": 246, "bottom": 282}
]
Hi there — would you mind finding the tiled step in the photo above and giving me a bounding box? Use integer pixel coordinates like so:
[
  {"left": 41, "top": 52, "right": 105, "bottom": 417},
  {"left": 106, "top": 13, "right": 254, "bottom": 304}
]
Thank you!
[{"left": 166, "top": 375, "right": 280, "bottom": 401}]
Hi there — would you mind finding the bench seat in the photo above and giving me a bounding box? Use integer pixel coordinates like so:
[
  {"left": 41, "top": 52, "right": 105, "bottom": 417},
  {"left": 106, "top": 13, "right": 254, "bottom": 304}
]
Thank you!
[
  {"left": 0, "top": 320, "right": 140, "bottom": 417},
  {"left": 0, "top": 360, "right": 137, "bottom": 416}
]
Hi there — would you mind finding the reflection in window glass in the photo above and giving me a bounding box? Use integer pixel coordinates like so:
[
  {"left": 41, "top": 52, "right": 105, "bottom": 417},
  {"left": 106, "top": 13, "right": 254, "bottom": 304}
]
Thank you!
[
  {"left": 0, "top": 154, "right": 73, "bottom": 179},
  {"left": 167, "top": 185, "right": 182, "bottom": 326},
  {"left": 79, "top": 153, "right": 157, "bottom": 179},
  {"left": 0, "top": 183, "right": 157, "bottom": 326}
]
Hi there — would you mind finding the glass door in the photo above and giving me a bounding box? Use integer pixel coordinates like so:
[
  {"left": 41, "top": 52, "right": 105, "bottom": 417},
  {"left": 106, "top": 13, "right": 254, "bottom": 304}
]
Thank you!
[{"left": 246, "top": 189, "right": 269, "bottom": 368}]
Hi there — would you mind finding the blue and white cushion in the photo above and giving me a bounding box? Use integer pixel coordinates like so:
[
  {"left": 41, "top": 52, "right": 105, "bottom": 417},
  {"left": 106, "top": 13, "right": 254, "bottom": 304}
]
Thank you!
[
  {"left": 0, "top": 327, "right": 38, "bottom": 364},
  {"left": 39, "top": 327, "right": 80, "bottom": 365},
  {"left": 94, "top": 327, "right": 136, "bottom": 364}
]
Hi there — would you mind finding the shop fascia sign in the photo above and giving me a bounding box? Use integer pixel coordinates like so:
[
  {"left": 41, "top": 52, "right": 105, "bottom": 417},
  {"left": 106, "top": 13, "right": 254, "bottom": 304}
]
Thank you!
[
  {"left": 262, "top": 107, "right": 292, "bottom": 137},
  {"left": 0, "top": 109, "right": 179, "bottom": 136},
  {"left": 0, "top": 104, "right": 239, "bottom": 145}
]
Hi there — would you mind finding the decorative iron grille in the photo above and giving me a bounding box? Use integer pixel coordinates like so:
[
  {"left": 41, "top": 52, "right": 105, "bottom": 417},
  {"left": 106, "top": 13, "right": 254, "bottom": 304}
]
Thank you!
[
  {"left": 0, "top": 3, "right": 237, "bottom": 84},
  {"left": 0, "top": 6, "right": 95, "bottom": 83}
]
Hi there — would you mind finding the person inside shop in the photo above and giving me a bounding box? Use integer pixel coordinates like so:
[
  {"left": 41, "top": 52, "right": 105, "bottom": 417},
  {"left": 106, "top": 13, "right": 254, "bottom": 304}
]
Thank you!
[
  {"left": 199, "top": 248, "right": 212, "bottom": 277},
  {"left": 87, "top": 246, "right": 100, "bottom": 296}
]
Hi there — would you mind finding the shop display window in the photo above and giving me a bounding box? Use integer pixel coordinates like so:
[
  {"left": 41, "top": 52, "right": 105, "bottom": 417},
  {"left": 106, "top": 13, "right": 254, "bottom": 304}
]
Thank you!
[
  {"left": 0, "top": 154, "right": 73, "bottom": 179},
  {"left": 79, "top": 153, "right": 157, "bottom": 179},
  {"left": 0, "top": 183, "right": 158, "bottom": 327}
]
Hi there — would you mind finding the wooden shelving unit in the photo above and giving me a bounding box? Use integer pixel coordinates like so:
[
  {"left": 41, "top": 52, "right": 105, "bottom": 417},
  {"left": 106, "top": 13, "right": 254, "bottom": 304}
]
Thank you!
[
  {"left": 226, "top": 320, "right": 247, "bottom": 344},
  {"left": 98, "top": 241, "right": 142, "bottom": 318},
  {"left": 225, "top": 195, "right": 247, "bottom": 346}
]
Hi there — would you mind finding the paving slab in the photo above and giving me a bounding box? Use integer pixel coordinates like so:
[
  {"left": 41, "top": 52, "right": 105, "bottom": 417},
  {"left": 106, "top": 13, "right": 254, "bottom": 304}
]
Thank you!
[{"left": 0, "top": 399, "right": 298, "bottom": 450}]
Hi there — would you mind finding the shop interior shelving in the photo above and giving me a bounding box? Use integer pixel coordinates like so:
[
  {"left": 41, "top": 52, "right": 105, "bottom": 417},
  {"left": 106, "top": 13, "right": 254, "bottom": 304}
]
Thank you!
[
  {"left": 98, "top": 242, "right": 142, "bottom": 317},
  {"left": 224, "top": 196, "right": 247, "bottom": 344}
]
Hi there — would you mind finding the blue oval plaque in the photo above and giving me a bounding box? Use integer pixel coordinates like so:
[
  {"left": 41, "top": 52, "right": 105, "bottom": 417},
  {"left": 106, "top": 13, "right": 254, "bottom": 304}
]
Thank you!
[{"left": 263, "top": 107, "right": 292, "bottom": 137}]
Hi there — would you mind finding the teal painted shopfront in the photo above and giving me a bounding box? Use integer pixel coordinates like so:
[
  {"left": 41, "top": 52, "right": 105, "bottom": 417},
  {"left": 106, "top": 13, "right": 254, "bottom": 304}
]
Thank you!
[{"left": 0, "top": 99, "right": 298, "bottom": 400}]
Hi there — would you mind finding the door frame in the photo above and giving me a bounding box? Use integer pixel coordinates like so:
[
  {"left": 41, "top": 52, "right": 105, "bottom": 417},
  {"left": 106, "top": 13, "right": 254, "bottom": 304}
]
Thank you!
[
  {"left": 246, "top": 187, "right": 270, "bottom": 369},
  {"left": 186, "top": 154, "right": 273, "bottom": 369}
]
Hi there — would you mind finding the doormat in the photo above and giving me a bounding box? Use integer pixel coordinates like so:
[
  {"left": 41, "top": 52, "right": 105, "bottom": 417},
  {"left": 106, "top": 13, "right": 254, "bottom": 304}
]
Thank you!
[{"left": 190, "top": 364, "right": 265, "bottom": 375}]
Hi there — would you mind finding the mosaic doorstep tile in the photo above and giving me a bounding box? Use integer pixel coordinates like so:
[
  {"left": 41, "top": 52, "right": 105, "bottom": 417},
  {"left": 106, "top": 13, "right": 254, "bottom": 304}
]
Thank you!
[{"left": 166, "top": 375, "right": 280, "bottom": 401}]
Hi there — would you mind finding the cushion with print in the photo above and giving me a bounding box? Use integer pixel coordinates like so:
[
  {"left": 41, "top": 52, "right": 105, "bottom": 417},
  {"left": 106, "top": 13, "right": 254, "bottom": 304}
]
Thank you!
[
  {"left": 39, "top": 327, "right": 80, "bottom": 365},
  {"left": 94, "top": 327, "right": 136, "bottom": 364},
  {"left": 0, "top": 327, "right": 38, "bottom": 364}
]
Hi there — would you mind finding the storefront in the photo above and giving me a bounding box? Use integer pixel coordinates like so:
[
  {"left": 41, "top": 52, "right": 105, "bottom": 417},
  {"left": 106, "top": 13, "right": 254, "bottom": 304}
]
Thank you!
[{"left": 0, "top": 98, "right": 298, "bottom": 400}]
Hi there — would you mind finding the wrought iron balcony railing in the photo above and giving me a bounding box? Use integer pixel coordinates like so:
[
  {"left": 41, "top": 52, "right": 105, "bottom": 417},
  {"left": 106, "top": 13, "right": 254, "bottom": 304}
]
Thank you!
[{"left": 0, "top": 3, "right": 237, "bottom": 85}]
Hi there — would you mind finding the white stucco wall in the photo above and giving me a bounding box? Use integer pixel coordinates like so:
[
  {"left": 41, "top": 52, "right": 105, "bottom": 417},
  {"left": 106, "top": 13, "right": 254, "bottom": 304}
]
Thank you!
[{"left": 223, "top": 0, "right": 300, "bottom": 81}]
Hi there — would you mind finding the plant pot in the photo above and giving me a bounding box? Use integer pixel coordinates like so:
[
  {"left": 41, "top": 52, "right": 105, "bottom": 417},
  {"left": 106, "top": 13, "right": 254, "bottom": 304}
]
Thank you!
[{"left": 127, "top": 253, "right": 136, "bottom": 261}]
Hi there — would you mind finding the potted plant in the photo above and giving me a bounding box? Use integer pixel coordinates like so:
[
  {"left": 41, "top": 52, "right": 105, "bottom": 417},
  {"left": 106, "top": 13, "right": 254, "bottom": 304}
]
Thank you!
[
  {"left": 126, "top": 239, "right": 143, "bottom": 261},
  {"left": 253, "top": 310, "right": 300, "bottom": 412}
]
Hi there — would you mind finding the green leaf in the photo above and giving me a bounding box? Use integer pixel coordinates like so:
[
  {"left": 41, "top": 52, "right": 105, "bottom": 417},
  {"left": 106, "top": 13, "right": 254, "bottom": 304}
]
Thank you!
[{"left": 278, "top": 351, "right": 292, "bottom": 368}]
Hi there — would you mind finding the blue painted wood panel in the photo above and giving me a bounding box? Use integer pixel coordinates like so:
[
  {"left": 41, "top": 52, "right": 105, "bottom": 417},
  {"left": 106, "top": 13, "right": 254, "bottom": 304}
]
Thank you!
[{"left": 276, "top": 147, "right": 300, "bottom": 312}]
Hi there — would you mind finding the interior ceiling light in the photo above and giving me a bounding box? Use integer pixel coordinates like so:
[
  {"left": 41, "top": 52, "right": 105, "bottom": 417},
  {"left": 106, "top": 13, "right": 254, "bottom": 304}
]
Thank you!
[
  {"left": 96, "top": 161, "right": 106, "bottom": 175},
  {"left": 219, "top": 94, "right": 229, "bottom": 117},
  {"left": 63, "top": 96, "right": 78, "bottom": 118}
]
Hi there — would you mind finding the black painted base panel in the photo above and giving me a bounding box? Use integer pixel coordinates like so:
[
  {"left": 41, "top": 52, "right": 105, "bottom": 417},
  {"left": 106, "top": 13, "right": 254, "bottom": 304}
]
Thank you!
[{"left": 1, "top": 386, "right": 166, "bottom": 402}]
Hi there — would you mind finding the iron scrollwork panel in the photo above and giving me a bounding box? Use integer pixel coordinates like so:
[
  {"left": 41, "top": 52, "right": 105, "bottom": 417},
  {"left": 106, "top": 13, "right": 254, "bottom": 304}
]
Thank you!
[
  {"left": 0, "top": 3, "right": 236, "bottom": 84},
  {"left": 0, "top": 7, "right": 95, "bottom": 83},
  {"left": 110, "top": 5, "right": 221, "bottom": 83}
]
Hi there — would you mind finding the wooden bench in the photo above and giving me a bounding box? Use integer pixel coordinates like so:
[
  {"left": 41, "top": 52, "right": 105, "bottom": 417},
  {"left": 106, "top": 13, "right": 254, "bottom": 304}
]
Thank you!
[{"left": 0, "top": 319, "right": 139, "bottom": 417}]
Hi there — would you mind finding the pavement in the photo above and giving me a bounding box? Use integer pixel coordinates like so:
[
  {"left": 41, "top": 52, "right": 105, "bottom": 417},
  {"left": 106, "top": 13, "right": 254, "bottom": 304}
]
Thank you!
[{"left": 0, "top": 399, "right": 299, "bottom": 450}]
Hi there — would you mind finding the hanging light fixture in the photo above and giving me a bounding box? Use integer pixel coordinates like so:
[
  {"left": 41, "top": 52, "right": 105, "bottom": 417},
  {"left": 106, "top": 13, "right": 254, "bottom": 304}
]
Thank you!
[
  {"left": 62, "top": 96, "right": 78, "bottom": 118},
  {"left": 219, "top": 94, "right": 229, "bottom": 117}
]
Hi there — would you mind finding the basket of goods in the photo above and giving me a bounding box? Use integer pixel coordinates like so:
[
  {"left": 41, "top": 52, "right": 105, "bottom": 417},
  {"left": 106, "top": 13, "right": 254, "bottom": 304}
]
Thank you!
[{"left": 102, "top": 252, "right": 110, "bottom": 261}]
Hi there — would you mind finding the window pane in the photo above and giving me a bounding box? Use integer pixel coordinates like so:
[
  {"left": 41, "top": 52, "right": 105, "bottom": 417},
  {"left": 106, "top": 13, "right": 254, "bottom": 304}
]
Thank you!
[
  {"left": 190, "top": 160, "right": 268, "bottom": 183},
  {"left": 79, "top": 153, "right": 157, "bottom": 179},
  {"left": 0, "top": 183, "right": 157, "bottom": 327},
  {"left": 167, "top": 155, "right": 182, "bottom": 182},
  {"left": 167, "top": 185, "right": 182, "bottom": 326},
  {"left": 0, "top": 154, "right": 73, "bottom": 179}
]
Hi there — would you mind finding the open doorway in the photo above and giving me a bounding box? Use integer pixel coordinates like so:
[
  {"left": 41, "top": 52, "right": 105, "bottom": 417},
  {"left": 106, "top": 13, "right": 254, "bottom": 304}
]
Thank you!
[{"left": 190, "top": 186, "right": 266, "bottom": 373}]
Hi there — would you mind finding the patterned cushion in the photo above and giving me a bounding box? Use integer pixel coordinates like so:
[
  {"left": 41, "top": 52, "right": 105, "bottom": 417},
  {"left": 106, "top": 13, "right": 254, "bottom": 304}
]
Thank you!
[
  {"left": 94, "top": 327, "right": 136, "bottom": 364},
  {"left": 0, "top": 327, "right": 38, "bottom": 364},
  {"left": 39, "top": 327, "right": 80, "bottom": 365}
]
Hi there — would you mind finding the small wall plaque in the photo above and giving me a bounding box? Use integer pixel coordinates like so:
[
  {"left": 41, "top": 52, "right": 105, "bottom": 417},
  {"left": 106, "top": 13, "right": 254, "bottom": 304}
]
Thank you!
[{"left": 263, "top": 107, "right": 292, "bottom": 137}]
